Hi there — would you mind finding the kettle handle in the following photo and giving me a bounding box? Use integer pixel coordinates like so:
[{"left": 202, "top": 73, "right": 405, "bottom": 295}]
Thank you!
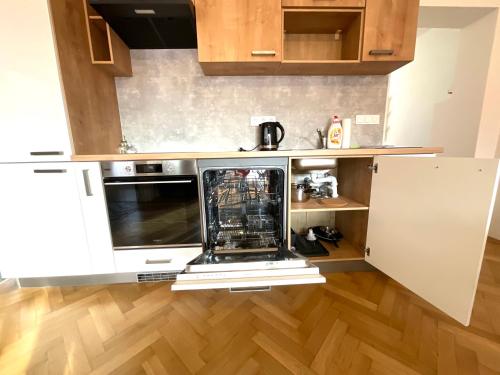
[{"left": 276, "top": 122, "right": 285, "bottom": 144}]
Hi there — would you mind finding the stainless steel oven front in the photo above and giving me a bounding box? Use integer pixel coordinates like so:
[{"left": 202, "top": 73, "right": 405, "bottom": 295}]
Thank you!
[{"left": 101, "top": 160, "right": 202, "bottom": 250}]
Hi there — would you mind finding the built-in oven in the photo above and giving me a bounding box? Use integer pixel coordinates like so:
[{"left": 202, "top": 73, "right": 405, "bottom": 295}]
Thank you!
[{"left": 101, "top": 160, "right": 202, "bottom": 250}]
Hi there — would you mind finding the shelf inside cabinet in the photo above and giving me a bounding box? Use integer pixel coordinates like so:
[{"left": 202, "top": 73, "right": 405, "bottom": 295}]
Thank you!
[
  {"left": 88, "top": 17, "right": 112, "bottom": 62},
  {"left": 308, "top": 240, "right": 364, "bottom": 263},
  {"left": 291, "top": 196, "right": 368, "bottom": 212},
  {"left": 83, "top": 0, "right": 132, "bottom": 77},
  {"left": 283, "top": 9, "right": 363, "bottom": 62}
]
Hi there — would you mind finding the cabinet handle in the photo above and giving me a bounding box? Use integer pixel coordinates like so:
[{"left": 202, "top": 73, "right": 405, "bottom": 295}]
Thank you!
[
  {"left": 145, "top": 259, "right": 172, "bottom": 265},
  {"left": 104, "top": 180, "right": 193, "bottom": 186},
  {"left": 251, "top": 50, "right": 277, "bottom": 56},
  {"left": 82, "top": 169, "right": 93, "bottom": 197},
  {"left": 369, "top": 49, "right": 395, "bottom": 56},
  {"left": 33, "top": 169, "right": 67, "bottom": 174},
  {"left": 230, "top": 286, "right": 271, "bottom": 293},
  {"left": 30, "top": 151, "right": 64, "bottom": 156}
]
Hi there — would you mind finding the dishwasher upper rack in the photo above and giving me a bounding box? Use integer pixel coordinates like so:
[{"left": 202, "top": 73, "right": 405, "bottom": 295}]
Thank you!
[
  {"left": 206, "top": 175, "right": 279, "bottom": 207},
  {"left": 211, "top": 190, "right": 279, "bottom": 209}
]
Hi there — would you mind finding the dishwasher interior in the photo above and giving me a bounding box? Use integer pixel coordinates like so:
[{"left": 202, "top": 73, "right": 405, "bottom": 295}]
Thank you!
[{"left": 202, "top": 167, "right": 285, "bottom": 254}]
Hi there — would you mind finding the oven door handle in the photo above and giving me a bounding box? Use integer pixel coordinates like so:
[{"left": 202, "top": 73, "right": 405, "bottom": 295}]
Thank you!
[{"left": 104, "top": 180, "right": 193, "bottom": 186}]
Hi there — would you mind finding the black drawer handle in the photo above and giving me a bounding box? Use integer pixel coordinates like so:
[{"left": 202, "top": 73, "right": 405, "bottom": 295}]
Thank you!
[
  {"left": 145, "top": 259, "right": 172, "bottom": 265},
  {"left": 33, "top": 169, "right": 67, "bottom": 174},
  {"left": 30, "top": 151, "right": 64, "bottom": 156},
  {"left": 369, "top": 49, "right": 395, "bottom": 56}
]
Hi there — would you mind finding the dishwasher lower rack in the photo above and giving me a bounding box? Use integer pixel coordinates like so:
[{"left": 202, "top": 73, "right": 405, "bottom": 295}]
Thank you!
[
  {"left": 200, "top": 159, "right": 288, "bottom": 254},
  {"left": 211, "top": 213, "right": 280, "bottom": 253}
]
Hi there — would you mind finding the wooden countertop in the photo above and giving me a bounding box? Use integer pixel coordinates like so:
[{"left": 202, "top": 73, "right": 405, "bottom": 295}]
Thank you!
[{"left": 71, "top": 147, "right": 443, "bottom": 161}]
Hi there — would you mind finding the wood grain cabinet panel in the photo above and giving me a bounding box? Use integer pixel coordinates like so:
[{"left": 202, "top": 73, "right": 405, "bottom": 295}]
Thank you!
[
  {"left": 82, "top": 0, "right": 132, "bottom": 77},
  {"left": 282, "top": 0, "right": 365, "bottom": 8},
  {"left": 49, "top": 0, "right": 124, "bottom": 155},
  {"left": 196, "top": 0, "right": 282, "bottom": 62},
  {"left": 362, "top": 0, "right": 419, "bottom": 62}
]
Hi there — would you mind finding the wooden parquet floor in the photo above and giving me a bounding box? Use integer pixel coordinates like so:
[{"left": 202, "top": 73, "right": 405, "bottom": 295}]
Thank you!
[{"left": 1, "top": 241, "right": 500, "bottom": 374}]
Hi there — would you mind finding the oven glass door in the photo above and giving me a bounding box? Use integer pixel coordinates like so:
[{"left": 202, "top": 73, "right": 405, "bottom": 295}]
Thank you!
[{"left": 104, "top": 176, "right": 202, "bottom": 249}]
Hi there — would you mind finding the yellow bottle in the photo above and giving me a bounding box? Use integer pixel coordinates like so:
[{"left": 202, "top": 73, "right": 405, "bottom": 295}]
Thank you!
[{"left": 327, "top": 115, "right": 343, "bottom": 149}]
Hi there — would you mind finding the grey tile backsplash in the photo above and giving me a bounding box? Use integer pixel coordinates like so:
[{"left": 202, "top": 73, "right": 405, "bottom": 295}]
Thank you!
[{"left": 115, "top": 50, "right": 388, "bottom": 152}]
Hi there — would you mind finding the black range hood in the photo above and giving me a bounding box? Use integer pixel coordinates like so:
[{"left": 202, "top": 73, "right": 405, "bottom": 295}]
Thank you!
[{"left": 89, "top": 0, "right": 197, "bottom": 49}]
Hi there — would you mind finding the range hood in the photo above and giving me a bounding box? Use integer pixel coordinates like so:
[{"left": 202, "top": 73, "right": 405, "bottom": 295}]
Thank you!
[{"left": 89, "top": 0, "right": 197, "bottom": 49}]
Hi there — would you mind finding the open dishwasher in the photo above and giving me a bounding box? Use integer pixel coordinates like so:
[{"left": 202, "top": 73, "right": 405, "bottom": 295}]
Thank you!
[{"left": 172, "top": 158, "right": 325, "bottom": 291}]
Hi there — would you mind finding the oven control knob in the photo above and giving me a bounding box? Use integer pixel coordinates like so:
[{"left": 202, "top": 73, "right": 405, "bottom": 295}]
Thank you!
[{"left": 125, "top": 166, "right": 132, "bottom": 173}]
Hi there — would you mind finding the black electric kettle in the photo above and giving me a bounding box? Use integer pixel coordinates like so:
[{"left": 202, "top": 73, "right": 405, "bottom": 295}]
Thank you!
[{"left": 259, "top": 122, "right": 285, "bottom": 151}]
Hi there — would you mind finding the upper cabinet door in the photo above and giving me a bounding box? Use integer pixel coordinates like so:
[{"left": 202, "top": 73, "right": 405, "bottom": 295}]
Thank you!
[
  {"left": 0, "top": 0, "right": 71, "bottom": 162},
  {"left": 196, "top": 0, "right": 282, "bottom": 62},
  {"left": 362, "top": 0, "right": 419, "bottom": 62},
  {"left": 366, "top": 157, "right": 500, "bottom": 326}
]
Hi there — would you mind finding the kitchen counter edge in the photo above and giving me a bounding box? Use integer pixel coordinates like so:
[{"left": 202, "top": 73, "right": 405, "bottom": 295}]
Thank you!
[{"left": 71, "top": 147, "right": 444, "bottom": 162}]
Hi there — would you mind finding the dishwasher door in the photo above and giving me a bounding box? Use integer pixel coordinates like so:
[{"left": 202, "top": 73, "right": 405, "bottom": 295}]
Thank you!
[{"left": 171, "top": 250, "right": 325, "bottom": 291}]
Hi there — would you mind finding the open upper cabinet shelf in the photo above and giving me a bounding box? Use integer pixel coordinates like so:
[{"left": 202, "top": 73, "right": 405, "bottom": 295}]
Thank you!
[
  {"left": 82, "top": 0, "right": 132, "bottom": 77},
  {"left": 283, "top": 9, "right": 363, "bottom": 62}
]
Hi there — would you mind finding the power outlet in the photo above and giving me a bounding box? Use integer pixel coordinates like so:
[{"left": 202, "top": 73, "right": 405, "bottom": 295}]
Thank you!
[
  {"left": 250, "top": 116, "right": 276, "bottom": 127},
  {"left": 356, "top": 115, "right": 380, "bottom": 125}
]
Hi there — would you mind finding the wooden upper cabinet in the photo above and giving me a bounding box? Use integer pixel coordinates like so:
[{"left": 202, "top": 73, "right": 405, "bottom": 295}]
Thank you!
[
  {"left": 282, "top": 0, "right": 365, "bottom": 7},
  {"left": 196, "top": 0, "right": 282, "bottom": 62},
  {"left": 362, "top": 0, "right": 419, "bottom": 62}
]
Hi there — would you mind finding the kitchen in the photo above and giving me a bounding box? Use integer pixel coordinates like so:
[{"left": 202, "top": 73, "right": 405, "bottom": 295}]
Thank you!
[{"left": 1, "top": 0, "right": 500, "bottom": 373}]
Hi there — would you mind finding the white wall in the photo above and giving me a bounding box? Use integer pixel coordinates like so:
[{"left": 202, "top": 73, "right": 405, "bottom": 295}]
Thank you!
[
  {"left": 385, "top": 9, "right": 497, "bottom": 157},
  {"left": 385, "top": 28, "right": 461, "bottom": 151},
  {"left": 433, "top": 10, "right": 496, "bottom": 156},
  {"left": 419, "top": 0, "right": 500, "bottom": 159}
]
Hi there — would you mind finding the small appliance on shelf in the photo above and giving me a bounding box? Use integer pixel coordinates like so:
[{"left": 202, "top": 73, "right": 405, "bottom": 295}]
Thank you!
[
  {"left": 291, "top": 229, "right": 329, "bottom": 257},
  {"left": 291, "top": 226, "right": 343, "bottom": 258},
  {"left": 259, "top": 122, "right": 285, "bottom": 151},
  {"left": 304, "top": 173, "right": 339, "bottom": 200},
  {"left": 311, "top": 226, "right": 343, "bottom": 247}
]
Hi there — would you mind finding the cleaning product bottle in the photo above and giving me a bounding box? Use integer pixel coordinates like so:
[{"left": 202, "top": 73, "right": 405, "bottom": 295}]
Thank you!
[{"left": 327, "top": 115, "right": 343, "bottom": 149}]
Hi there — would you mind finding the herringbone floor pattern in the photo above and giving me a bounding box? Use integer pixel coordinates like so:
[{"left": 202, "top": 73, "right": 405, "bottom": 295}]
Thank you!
[{"left": 1, "top": 241, "right": 500, "bottom": 374}]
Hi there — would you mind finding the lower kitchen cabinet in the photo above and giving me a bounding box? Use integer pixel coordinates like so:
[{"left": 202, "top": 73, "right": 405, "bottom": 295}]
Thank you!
[
  {"left": 290, "top": 155, "right": 500, "bottom": 326},
  {"left": 0, "top": 162, "right": 114, "bottom": 278}
]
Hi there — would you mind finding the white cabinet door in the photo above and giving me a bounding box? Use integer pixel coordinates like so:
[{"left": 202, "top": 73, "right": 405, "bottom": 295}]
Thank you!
[
  {"left": 0, "top": 0, "right": 71, "bottom": 162},
  {"left": 366, "top": 156, "right": 500, "bottom": 326},
  {"left": 0, "top": 163, "right": 92, "bottom": 278},
  {"left": 74, "top": 162, "right": 115, "bottom": 274}
]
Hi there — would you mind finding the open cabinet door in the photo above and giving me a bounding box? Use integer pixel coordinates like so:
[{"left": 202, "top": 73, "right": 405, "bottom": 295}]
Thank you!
[{"left": 366, "top": 156, "right": 500, "bottom": 325}]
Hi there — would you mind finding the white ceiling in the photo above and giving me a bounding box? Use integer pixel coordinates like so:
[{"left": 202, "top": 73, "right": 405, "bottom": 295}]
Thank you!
[{"left": 418, "top": 6, "right": 496, "bottom": 28}]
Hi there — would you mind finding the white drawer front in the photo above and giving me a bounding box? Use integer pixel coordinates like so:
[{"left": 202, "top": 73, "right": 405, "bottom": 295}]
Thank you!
[{"left": 114, "top": 248, "right": 202, "bottom": 273}]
